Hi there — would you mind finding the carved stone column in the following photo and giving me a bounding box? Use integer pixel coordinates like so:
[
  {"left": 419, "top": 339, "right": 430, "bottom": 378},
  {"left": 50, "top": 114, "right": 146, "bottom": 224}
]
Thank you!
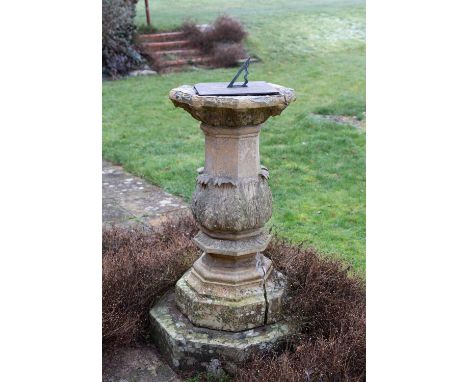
[
  {"left": 169, "top": 84, "right": 296, "bottom": 332},
  {"left": 149, "top": 83, "right": 296, "bottom": 371}
]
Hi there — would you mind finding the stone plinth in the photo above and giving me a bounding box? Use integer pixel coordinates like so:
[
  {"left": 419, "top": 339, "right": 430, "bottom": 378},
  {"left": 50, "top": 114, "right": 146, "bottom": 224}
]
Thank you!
[
  {"left": 150, "top": 291, "right": 291, "bottom": 373},
  {"left": 151, "top": 82, "right": 295, "bottom": 369}
]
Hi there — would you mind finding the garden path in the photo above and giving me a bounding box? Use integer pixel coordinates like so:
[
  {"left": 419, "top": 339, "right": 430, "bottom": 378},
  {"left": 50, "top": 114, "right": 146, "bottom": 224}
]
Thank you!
[
  {"left": 103, "top": 344, "right": 180, "bottom": 382},
  {"left": 102, "top": 160, "right": 190, "bottom": 229},
  {"left": 102, "top": 161, "right": 187, "bottom": 381}
]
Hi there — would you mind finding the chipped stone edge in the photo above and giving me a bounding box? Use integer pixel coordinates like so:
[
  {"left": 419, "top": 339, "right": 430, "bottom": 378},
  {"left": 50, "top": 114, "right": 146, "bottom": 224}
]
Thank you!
[
  {"left": 169, "top": 83, "right": 296, "bottom": 110},
  {"left": 150, "top": 290, "right": 293, "bottom": 372}
]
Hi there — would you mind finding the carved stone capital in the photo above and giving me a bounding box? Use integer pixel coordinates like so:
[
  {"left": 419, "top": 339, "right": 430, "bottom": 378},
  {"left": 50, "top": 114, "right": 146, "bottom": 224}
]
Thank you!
[{"left": 169, "top": 84, "right": 296, "bottom": 127}]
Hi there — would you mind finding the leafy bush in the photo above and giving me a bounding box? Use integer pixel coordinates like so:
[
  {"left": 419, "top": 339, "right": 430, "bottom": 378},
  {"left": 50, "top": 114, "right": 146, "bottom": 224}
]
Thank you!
[
  {"left": 102, "top": 0, "right": 143, "bottom": 78},
  {"left": 102, "top": 217, "right": 365, "bottom": 381}
]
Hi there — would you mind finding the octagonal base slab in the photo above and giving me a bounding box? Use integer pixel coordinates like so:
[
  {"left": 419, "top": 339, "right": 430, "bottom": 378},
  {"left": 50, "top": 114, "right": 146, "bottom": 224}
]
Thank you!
[
  {"left": 175, "top": 268, "right": 287, "bottom": 331},
  {"left": 150, "top": 290, "right": 292, "bottom": 373}
]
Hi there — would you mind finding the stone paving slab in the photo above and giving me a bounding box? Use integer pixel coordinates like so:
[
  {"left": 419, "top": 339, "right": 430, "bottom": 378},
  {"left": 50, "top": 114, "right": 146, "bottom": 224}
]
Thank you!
[
  {"left": 102, "top": 161, "right": 189, "bottom": 381},
  {"left": 102, "top": 161, "right": 190, "bottom": 229},
  {"left": 103, "top": 345, "right": 181, "bottom": 382}
]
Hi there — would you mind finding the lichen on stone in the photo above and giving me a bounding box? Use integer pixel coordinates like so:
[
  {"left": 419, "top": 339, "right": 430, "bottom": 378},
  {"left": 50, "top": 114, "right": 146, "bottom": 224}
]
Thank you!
[{"left": 191, "top": 176, "right": 272, "bottom": 233}]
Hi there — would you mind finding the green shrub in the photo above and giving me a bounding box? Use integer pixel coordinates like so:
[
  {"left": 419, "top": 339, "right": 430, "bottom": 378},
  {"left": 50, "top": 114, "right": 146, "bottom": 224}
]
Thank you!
[{"left": 102, "top": 0, "right": 143, "bottom": 78}]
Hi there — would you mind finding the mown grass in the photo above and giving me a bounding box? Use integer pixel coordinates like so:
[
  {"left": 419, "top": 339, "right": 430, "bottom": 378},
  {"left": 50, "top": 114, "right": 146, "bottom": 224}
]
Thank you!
[{"left": 103, "top": 0, "right": 365, "bottom": 271}]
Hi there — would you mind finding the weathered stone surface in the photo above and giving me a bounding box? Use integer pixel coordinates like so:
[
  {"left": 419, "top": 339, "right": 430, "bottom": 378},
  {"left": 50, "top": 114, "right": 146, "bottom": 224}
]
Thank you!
[
  {"left": 175, "top": 266, "right": 286, "bottom": 331},
  {"left": 263, "top": 269, "right": 288, "bottom": 325},
  {"left": 169, "top": 84, "right": 296, "bottom": 127},
  {"left": 176, "top": 273, "right": 266, "bottom": 332},
  {"left": 190, "top": 252, "right": 272, "bottom": 286},
  {"left": 150, "top": 290, "right": 292, "bottom": 372},
  {"left": 190, "top": 119, "right": 273, "bottom": 238},
  {"left": 193, "top": 231, "right": 271, "bottom": 256},
  {"left": 102, "top": 344, "right": 180, "bottom": 382},
  {"left": 102, "top": 198, "right": 139, "bottom": 228},
  {"left": 191, "top": 177, "right": 272, "bottom": 237},
  {"left": 102, "top": 160, "right": 191, "bottom": 229},
  {"left": 201, "top": 124, "right": 261, "bottom": 179},
  {"left": 151, "top": 83, "right": 296, "bottom": 362}
]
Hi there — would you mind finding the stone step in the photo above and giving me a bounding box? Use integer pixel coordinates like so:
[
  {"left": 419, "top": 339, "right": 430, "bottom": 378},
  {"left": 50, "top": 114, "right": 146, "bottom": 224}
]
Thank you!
[
  {"left": 148, "top": 49, "right": 201, "bottom": 59},
  {"left": 159, "top": 56, "right": 211, "bottom": 67},
  {"left": 140, "top": 40, "right": 192, "bottom": 52},
  {"left": 137, "top": 31, "right": 185, "bottom": 43}
]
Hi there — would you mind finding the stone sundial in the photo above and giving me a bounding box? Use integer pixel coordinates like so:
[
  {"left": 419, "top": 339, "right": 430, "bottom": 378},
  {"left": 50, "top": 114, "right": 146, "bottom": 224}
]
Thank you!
[
  {"left": 194, "top": 57, "right": 280, "bottom": 96},
  {"left": 150, "top": 59, "right": 296, "bottom": 371}
]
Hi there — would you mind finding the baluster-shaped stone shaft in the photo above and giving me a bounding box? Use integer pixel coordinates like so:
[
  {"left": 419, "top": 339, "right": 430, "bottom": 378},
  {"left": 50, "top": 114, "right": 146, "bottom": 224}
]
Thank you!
[{"left": 169, "top": 84, "right": 295, "bottom": 332}]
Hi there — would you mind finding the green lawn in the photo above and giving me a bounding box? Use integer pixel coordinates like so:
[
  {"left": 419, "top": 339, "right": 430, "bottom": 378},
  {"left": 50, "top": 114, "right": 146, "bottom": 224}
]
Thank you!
[{"left": 103, "top": 0, "right": 366, "bottom": 272}]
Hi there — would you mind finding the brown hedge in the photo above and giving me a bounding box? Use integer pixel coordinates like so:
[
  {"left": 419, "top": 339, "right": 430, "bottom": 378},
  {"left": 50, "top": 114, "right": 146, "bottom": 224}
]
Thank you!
[
  {"left": 236, "top": 238, "right": 366, "bottom": 382},
  {"left": 102, "top": 218, "right": 365, "bottom": 381},
  {"left": 102, "top": 219, "right": 199, "bottom": 350},
  {"left": 211, "top": 15, "right": 248, "bottom": 43},
  {"left": 182, "top": 16, "right": 248, "bottom": 67},
  {"left": 211, "top": 43, "right": 247, "bottom": 68}
]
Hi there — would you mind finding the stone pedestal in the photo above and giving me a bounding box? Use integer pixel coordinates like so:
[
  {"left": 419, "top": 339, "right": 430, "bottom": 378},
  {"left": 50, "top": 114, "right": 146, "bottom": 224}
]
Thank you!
[
  {"left": 151, "top": 83, "right": 295, "bottom": 370},
  {"left": 150, "top": 291, "right": 291, "bottom": 373}
]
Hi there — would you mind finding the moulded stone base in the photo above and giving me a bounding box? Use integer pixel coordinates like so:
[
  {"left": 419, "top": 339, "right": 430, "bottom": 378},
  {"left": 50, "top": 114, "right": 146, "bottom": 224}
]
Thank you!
[
  {"left": 193, "top": 231, "right": 271, "bottom": 256},
  {"left": 175, "top": 268, "right": 287, "bottom": 332},
  {"left": 150, "top": 290, "right": 292, "bottom": 373}
]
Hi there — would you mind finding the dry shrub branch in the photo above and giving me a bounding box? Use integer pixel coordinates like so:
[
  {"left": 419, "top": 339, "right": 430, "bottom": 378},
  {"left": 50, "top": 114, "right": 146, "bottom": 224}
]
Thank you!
[
  {"left": 182, "top": 16, "right": 247, "bottom": 67},
  {"left": 102, "top": 219, "right": 199, "bottom": 350},
  {"left": 102, "top": 218, "right": 365, "bottom": 381},
  {"left": 236, "top": 238, "right": 366, "bottom": 382}
]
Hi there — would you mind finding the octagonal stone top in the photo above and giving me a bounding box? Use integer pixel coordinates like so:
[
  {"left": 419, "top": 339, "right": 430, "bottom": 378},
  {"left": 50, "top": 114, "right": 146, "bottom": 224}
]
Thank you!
[{"left": 169, "top": 83, "right": 296, "bottom": 127}]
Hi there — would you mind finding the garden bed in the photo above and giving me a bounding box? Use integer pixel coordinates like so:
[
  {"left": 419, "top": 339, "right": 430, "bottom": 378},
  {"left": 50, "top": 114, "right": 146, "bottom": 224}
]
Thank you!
[{"left": 103, "top": 217, "right": 365, "bottom": 381}]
